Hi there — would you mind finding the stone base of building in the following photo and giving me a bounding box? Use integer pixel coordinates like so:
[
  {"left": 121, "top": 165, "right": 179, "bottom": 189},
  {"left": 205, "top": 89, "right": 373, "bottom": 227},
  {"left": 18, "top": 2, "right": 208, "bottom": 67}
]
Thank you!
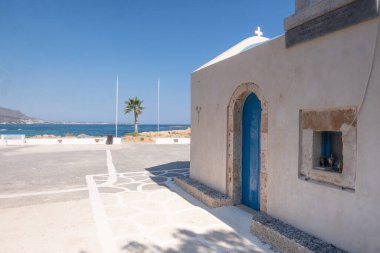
[
  {"left": 250, "top": 211, "right": 347, "bottom": 253},
  {"left": 173, "top": 176, "right": 232, "bottom": 208}
]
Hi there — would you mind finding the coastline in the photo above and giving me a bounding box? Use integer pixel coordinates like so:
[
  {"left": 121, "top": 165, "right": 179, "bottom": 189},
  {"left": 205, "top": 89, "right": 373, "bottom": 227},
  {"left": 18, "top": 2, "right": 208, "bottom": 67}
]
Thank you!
[{"left": 0, "top": 124, "right": 189, "bottom": 138}]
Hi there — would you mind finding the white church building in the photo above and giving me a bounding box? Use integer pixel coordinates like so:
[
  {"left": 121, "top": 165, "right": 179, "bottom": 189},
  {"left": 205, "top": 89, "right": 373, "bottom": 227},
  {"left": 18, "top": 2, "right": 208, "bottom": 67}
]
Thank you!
[{"left": 189, "top": 0, "right": 380, "bottom": 252}]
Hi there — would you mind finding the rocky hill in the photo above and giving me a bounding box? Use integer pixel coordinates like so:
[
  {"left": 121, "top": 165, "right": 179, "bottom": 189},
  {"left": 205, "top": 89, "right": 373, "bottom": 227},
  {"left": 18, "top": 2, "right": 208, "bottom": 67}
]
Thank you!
[{"left": 0, "top": 107, "right": 46, "bottom": 124}]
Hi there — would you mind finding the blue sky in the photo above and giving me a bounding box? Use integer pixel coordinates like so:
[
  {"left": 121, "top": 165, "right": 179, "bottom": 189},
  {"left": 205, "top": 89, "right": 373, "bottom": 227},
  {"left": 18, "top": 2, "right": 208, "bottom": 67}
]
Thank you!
[{"left": 0, "top": 0, "right": 294, "bottom": 124}]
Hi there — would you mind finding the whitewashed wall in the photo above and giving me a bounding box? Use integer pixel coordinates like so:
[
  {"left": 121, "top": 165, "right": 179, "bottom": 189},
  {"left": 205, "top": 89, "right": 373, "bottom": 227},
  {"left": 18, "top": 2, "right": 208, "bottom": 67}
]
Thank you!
[
  {"left": 155, "top": 138, "right": 191, "bottom": 144},
  {"left": 191, "top": 18, "right": 380, "bottom": 253}
]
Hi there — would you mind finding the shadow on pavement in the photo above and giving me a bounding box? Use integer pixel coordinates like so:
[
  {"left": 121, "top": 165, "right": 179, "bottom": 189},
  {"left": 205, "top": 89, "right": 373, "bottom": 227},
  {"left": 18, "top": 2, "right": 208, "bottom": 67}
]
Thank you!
[
  {"left": 145, "top": 161, "right": 190, "bottom": 174},
  {"left": 121, "top": 228, "right": 262, "bottom": 253},
  {"left": 141, "top": 161, "right": 189, "bottom": 190},
  {"left": 125, "top": 161, "right": 268, "bottom": 253}
]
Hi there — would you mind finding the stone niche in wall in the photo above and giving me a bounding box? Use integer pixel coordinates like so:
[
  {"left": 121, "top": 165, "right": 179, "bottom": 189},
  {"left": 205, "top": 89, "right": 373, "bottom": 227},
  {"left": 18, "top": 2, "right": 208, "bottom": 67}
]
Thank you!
[
  {"left": 285, "top": 0, "right": 379, "bottom": 47},
  {"left": 299, "top": 107, "right": 357, "bottom": 190}
]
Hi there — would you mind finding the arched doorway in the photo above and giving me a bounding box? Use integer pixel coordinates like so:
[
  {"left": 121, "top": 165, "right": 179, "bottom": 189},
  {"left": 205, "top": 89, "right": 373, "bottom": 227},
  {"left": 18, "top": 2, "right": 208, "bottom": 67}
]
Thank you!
[
  {"left": 226, "top": 83, "right": 268, "bottom": 212},
  {"left": 242, "top": 93, "right": 262, "bottom": 210}
]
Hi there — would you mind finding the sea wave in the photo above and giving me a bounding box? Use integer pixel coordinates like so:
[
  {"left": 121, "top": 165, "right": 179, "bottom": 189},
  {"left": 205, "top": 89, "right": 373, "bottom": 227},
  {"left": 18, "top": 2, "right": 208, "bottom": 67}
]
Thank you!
[{"left": 0, "top": 129, "right": 6, "bottom": 131}]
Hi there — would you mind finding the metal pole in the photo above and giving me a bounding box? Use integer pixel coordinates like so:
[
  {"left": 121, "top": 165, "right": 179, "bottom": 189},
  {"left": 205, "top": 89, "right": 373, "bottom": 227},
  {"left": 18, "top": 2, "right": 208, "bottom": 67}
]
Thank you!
[
  {"left": 115, "top": 76, "right": 119, "bottom": 138},
  {"left": 157, "top": 78, "right": 160, "bottom": 137}
]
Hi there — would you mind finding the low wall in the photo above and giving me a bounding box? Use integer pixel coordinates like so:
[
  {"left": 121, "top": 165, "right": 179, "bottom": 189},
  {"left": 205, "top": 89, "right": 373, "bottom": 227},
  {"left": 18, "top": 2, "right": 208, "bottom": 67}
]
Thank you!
[
  {"left": 0, "top": 138, "right": 122, "bottom": 145},
  {"left": 155, "top": 138, "right": 191, "bottom": 144}
]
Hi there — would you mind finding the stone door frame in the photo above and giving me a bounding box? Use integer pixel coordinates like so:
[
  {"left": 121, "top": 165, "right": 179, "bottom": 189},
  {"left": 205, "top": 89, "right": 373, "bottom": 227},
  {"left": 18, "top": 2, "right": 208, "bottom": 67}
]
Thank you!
[{"left": 226, "top": 83, "right": 269, "bottom": 212}]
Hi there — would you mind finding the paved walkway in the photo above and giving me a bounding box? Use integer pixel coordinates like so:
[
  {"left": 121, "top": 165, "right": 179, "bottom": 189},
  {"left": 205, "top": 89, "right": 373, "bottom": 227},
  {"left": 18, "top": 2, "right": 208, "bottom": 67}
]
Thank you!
[
  {"left": 87, "top": 167, "right": 274, "bottom": 253},
  {"left": 0, "top": 144, "right": 273, "bottom": 253}
]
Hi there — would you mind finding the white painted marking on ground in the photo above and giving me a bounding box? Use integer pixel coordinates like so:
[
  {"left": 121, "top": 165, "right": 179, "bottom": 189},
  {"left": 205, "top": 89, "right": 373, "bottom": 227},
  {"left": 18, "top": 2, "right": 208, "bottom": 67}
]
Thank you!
[
  {"left": 88, "top": 168, "right": 190, "bottom": 176},
  {"left": 101, "top": 149, "right": 117, "bottom": 186},
  {"left": 86, "top": 168, "right": 189, "bottom": 178},
  {"left": 86, "top": 175, "right": 118, "bottom": 253},
  {"left": 0, "top": 187, "right": 88, "bottom": 199}
]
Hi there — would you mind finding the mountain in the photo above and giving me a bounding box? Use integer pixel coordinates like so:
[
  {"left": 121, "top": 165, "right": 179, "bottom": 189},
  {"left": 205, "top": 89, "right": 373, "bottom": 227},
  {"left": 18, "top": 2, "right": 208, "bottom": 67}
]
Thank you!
[{"left": 0, "top": 107, "right": 46, "bottom": 124}]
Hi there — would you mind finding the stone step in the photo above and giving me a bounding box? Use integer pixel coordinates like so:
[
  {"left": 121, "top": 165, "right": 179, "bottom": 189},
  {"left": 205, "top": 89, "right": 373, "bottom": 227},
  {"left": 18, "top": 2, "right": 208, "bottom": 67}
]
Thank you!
[
  {"left": 174, "top": 176, "right": 232, "bottom": 208},
  {"left": 250, "top": 211, "right": 347, "bottom": 253}
]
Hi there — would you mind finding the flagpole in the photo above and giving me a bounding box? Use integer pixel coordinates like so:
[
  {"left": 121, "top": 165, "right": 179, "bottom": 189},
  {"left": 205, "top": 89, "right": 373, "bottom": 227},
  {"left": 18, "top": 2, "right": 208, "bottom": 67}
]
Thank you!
[
  {"left": 115, "top": 76, "right": 119, "bottom": 138},
  {"left": 157, "top": 78, "right": 160, "bottom": 137}
]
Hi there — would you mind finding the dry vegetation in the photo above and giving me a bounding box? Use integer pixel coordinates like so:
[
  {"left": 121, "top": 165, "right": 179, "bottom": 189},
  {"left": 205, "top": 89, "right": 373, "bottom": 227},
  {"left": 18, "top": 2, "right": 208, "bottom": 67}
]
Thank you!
[{"left": 122, "top": 127, "right": 191, "bottom": 143}]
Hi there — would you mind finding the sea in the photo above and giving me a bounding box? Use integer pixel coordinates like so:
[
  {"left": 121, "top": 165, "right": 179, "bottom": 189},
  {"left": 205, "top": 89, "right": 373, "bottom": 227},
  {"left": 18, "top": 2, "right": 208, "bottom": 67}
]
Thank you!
[{"left": 0, "top": 124, "right": 190, "bottom": 137}]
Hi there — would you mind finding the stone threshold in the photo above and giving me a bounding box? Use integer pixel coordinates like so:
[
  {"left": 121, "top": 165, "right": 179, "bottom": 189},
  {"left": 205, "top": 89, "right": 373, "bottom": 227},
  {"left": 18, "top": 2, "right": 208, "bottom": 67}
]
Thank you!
[
  {"left": 250, "top": 211, "right": 347, "bottom": 253},
  {"left": 173, "top": 176, "right": 232, "bottom": 208}
]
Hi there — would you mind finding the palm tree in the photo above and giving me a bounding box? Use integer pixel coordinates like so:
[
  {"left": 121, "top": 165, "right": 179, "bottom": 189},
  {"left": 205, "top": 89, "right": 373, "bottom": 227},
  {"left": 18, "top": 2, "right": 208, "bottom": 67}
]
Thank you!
[{"left": 124, "top": 97, "right": 145, "bottom": 134}]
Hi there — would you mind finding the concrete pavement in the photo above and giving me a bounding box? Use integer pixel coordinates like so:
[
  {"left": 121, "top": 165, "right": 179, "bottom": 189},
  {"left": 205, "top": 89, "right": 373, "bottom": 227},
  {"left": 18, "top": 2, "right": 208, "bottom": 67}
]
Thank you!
[{"left": 0, "top": 144, "right": 274, "bottom": 253}]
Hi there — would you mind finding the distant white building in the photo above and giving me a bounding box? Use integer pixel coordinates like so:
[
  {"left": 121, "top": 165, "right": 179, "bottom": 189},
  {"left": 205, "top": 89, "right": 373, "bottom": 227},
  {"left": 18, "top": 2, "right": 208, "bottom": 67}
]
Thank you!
[{"left": 190, "top": 0, "right": 380, "bottom": 252}]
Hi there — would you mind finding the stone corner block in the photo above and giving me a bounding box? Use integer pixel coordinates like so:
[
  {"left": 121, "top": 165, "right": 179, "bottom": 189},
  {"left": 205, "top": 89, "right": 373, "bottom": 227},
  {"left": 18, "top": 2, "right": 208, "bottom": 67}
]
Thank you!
[{"left": 174, "top": 176, "right": 232, "bottom": 208}]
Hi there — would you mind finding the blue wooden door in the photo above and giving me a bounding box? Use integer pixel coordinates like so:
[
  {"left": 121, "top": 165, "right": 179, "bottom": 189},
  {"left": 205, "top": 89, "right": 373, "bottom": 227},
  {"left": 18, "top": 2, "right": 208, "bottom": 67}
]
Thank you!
[{"left": 242, "top": 93, "right": 261, "bottom": 210}]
